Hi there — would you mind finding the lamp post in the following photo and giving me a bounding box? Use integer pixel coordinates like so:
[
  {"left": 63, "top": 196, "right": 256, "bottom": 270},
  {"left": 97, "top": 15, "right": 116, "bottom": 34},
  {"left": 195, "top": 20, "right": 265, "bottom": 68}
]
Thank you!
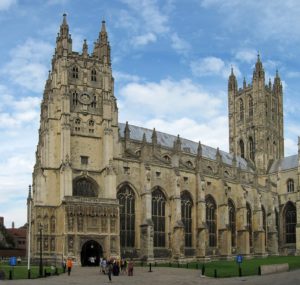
[{"left": 38, "top": 223, "right": 43, "bottom": 277}]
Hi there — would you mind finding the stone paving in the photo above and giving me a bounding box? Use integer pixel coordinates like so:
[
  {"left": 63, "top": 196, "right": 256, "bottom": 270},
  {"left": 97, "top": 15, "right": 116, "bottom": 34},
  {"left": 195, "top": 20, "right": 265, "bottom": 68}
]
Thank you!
[{"left": 1, "top": 266, "right": 300, "bottom": 285}]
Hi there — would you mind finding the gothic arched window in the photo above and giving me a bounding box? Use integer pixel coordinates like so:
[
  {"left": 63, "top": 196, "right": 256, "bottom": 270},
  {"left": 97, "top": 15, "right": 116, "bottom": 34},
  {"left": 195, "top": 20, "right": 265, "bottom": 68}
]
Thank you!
[
  {"left": 287, "top": 179, "right": 294, "bottom": 193},
  {"left": 262, "top": 206, "right": 267, "bottom": 246},
  {"left": 117, "top": 185, "right": 135, "bottom": 248},
  {"left": 50, "top": 216, "right": 56, "bottom": 233},
  {"left": 181, "top": 191, "right": 193, "bottom": 247},
  {"left": 239, "top": 139, "right": 245, "bottom": 158},
  {"left": 72, "top": 66, "right": 79, "bottom": 79},
  {"left": 75, "top": 118, "right": 81, "bottom": 132},
  {"left": 248, "top": 95, "right": 253, "bottom": 118},
  {"left": 72, "top": 91, "right": 78, "bottom": 105},
  {"left": 284, "top": 202, "right": 296, "bottom": 244},
  {"left": 91, "top": 68, "right": 97, "bottom": 81},
  {"left": 73, "top": 177, "right": 97, "bottom": 197},
  {"left": 228, "top": 199, "right": 236, "bottom": 247},
  {"left": 246, "top": 203, "right": 253, "bottom": 247},
  {"left": 89, "top": 120, "right": 95, "bottom": 134},
  {"left": 239, "top": 98, "right": 244, "bottom": 121},
  {"left": 152, "top": 187, "right": 166, "bottom": 247},
  {"left": 206, "top": 195, "right": 217, "bottom": 247},
  {"left": 249, "top": 137, "right": 255, "bottom": 161}
]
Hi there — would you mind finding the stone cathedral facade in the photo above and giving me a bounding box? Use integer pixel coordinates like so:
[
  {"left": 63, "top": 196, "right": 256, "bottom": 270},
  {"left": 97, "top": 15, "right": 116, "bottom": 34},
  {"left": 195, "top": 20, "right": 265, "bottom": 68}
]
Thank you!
[{"left": 28, "top": 15, "right": 300, "bottom": 265}]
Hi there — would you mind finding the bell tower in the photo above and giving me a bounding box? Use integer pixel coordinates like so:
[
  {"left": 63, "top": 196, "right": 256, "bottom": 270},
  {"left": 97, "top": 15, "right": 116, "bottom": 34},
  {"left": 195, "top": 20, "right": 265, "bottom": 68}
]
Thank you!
[
  {"left": 228, "top": 54, "right": 284, "bottom": 173},
  {"left": 31, "top": 14, "right": 120, "bottom": 263}
]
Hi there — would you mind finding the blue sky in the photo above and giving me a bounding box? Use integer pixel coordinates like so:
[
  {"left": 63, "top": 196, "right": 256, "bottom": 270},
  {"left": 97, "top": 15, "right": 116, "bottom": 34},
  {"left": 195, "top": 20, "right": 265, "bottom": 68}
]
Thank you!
[{"left": 1, "top": 0, "right": 300, "bottom": 227}]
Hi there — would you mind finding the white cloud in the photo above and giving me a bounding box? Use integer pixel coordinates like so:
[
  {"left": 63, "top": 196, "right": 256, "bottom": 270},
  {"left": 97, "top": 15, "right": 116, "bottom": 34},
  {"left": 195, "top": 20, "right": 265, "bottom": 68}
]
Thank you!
[
  {"left": 2, "top": 38, "right": 52, "bottom": 93},
  {"left": 0, "top": 0, "right": 16, "bottom": 10},
  {"left": 142, "top": 116, "right": 229, "bottom": 151},
  {"left": 171, "top": 33, "right": 191, "bottom": 55},
  {"left": 191, "top": 56, "right": 241, "bottom": 78},
  {"left": 235, "top": 49, "right": 257, "bottom": 63},
  {"left": 200, "top": 0, "right": 300, "bottom": 43},
  {"left": 119, "top": 78, "right": 224, "bottom": 120},
  {"left": 114, "top": 71, "right": 141, "bottom": 82},
  {"left": 132, "top": 33, "right": 157, "bottom": 46}
]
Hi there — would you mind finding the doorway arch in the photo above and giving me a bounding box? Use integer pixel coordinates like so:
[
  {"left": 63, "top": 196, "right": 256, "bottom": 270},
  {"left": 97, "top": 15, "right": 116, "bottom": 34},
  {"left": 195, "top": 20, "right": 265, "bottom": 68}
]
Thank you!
[{"left": 80, "top": 240, "right": 103, "bottom": 266}]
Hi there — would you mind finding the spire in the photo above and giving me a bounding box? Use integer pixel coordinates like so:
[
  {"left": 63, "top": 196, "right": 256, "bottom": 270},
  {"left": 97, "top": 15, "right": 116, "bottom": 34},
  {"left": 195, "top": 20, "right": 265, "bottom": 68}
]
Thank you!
[
  {"left": 82, "top": 39, "right": 88, "bottom": 57},
  {"left": 253, "top": 52, "right": 265, "bottom": 80},
  {"left": 273, "top": 69, "right": 282, "bottom": 92},
  {"left": 243, "top": 77, "right": 246, "bottom": 89},
  {"left": 60, "top": 13, "right": 69, "bottom": 38},
  {"left": 216, "top": 147, "right": 222, "bottom": 162},
  {"left": 124, "top": 121, "right": 130, "bottom": 140},
  {"left": 142, "top": 133, "right": 147, "bottom": 145},
  {"left": 93, "top": 20, "right": 111, "bottom": 65},
  {"left": 151, "top": 128, "right": 157, "bottom": 145},
  {"left": 173, "top": 135, "right": 182, "bottom": 153},
  {"left": 228, "top": 66, "right": 237, "bottom": 91},
  {"left": 197, "top": 141, "right": 202, "bottom": 157},
  {"left": 55, "top": 13, "right": 72, "bottom": 56}
]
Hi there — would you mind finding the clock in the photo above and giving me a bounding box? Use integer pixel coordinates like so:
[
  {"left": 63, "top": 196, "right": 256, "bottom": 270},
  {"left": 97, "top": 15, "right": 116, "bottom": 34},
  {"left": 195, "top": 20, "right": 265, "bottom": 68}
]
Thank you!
[{"left": 78, "top": 92, "right": 93, "bottom": 105}]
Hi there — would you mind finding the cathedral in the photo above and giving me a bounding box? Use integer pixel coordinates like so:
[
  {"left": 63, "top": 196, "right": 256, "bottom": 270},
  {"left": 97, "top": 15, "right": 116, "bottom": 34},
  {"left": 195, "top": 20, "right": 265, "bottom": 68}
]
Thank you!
[{"left": 28, "top": 15, "right": 299, "bottom": 265}]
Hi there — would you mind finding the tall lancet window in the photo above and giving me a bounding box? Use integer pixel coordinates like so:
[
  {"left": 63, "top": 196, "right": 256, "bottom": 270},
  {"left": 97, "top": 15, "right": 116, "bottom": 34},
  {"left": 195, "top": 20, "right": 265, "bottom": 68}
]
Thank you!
[
  {"left": 181, "top": 191, "right": 193, "bottom": 247},
  {"left": 249, "top": 137, "right": 255, "bottom": 161},
  {"left": 246, "top": 203, "right": 253, "bottom": 247},
  {"left": 239, "top": 98, "right": 244, "bottom": 121},
  {"left": 239, "top": 139, "right": 245, "bottom": 158},
  {"left": 206, "top": 195, "right": 217, "bottom": 247},
  {"left": 228, "top": 199, "right": 236, "bottom": 247},
  {"left": 284, "top": 202, "right": 296, "bottom": 244},
  {"left": 152, "top": 187, "right": 166, "bottom": 247},
  {"left": 248, "top": 95, "right": 253, "bottom": 118},
  {"left": 117, "top": 185, "right": 135, "bottom": 248}
]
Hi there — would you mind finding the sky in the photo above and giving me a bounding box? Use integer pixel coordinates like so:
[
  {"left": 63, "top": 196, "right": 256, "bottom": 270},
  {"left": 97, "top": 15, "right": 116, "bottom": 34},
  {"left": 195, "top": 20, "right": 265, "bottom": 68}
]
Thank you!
[{"left": 1, "top": 0, "right": 300, "bottom": 228}]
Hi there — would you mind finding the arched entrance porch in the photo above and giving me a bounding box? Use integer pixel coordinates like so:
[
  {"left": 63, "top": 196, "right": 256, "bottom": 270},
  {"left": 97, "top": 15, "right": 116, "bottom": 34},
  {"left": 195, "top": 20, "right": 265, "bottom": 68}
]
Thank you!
[{"left": 81, "top": 240, "right": 103, "bottom": 266}]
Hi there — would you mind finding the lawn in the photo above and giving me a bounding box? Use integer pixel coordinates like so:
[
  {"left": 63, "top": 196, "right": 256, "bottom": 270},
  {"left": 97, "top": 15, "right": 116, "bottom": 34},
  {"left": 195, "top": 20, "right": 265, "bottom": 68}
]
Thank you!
[
  {"left": 148, "top": 256, "right": 300, "bottom": 278},
  {"left": 0, "top": 264, "right": 64, "bottom": 280}
]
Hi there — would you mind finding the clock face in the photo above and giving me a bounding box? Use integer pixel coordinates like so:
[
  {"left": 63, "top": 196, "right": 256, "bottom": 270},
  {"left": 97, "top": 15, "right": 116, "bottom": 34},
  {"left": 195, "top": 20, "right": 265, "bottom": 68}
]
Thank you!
[{"left": 79, "top": 92, "right": 92, "bottom": 105}]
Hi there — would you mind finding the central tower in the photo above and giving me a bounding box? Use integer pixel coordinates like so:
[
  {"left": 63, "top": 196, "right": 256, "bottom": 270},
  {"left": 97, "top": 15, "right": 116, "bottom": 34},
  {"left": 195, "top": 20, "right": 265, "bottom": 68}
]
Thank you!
[
  {"left": 228, "top": 55, "right": 284, "bottom": 172},
  {"left": 30, "top": 15, "right": 120, "bottom": 264}
]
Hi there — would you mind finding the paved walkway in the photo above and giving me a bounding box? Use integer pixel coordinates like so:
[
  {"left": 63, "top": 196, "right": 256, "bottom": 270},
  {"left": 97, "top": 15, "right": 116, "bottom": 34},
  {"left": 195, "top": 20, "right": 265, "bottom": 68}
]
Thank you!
[{"left": 1, "top": 266, "right": 300, "bottom": 285}]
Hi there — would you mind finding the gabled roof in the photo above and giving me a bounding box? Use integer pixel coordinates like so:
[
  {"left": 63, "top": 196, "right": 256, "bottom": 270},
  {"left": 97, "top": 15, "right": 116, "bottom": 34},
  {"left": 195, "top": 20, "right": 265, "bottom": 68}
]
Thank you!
[
  {"left": 119, "top": 123, "right": 251, "bottom": 171},
  {"left": 269, "top": 155, "right": 298, "bottom": 173}
]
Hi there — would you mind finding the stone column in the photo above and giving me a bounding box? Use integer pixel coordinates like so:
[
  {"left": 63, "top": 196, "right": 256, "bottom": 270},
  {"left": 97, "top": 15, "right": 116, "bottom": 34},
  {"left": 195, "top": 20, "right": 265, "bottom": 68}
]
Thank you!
[
  {"left": 236, "top": 193, "right": 249, "bottom": 255},
  {"left": 267, "top": 197, "right": 279, "bottom": 255},
  {"left": 218, "top": 202, "right": 231, "bottom": 257},
  {"left": 253, "top": 195, "right": 265, "bottom": 255},
  {"left": 195, "top": 174, "right": 206, "bottom": 258},
  {"left": 171, "top": 172, "right": 184, "bottom": 261},
  {"left": 139, "top": 165, "right": 154, "bottom": 261}
]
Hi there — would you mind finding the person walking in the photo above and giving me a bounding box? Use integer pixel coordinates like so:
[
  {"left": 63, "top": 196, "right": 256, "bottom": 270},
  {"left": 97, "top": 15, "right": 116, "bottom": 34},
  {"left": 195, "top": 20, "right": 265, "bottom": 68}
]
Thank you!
[
  {"left": 107, "top": 261, "right": 113, "bottom": 282},
  {"left": 66, "top": 258, "right": 73, "bottom": 276},
  {"left": 128, "top": 260, "right": 134, "bottom": 276}
]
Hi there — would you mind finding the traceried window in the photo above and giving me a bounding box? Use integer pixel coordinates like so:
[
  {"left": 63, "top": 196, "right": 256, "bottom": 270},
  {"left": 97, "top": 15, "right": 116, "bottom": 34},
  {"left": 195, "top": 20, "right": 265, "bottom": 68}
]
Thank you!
[
  {"left": 248, "top": 95, "right": 253, "bottom": 118},
  {"left": 206, "top": 195, "right": 217, "bottom": 247},
  {"left": 284, "top": 202, "right": 296, "bottom": 244},
  {"left": 73, "top": 177, "right": 97, "bottom": 197},
  {"left": 181, "top": 191, "right": 193, "bottom": 247},
  {"left": 272, "top": 98, "right": 277, "bottom": 121},
  {"left": 246, "top": 203, "right": 253, "bottom": 247},
  {"left": 72, "top": 66, "right": 79, "bottom": 79},
  {"left": 91, "top": 69, "right": 97, "bottom": 82},
  {"left": 287, "top": 179, "right": 294, "bottom": 193},
  {"left": 239, "top": 98, "right": 244, "bottom": 121},
  {"left": 249, "top": 137, "right": 255, "bottom": 161},
  {"left": 239, "top": 139, "right": 245, "bottom": 158},
  {"left": 91, "top": 96, "right": 97, "bottom": 108},
  {"left": 228, "top": 199, "right": 236, "bottom": 247},
  {"left": 89, "top": 120, "right": 95, "bottom": 134},
  {"left": 75, "top": 118, "right": 81, "bottom": 131},
  {"left": 72, "top": 91, "right": 78, "bottom": 105},
  {"left": 117, "top": 185, "right": 135, "bottom": 248},
  {"left": 152, "top": 187, "right": 166, "bottom": 247},
  {"left": 262, "top": 206, "right": 267, "bottom": 246},
  {"left": 50, "top": 216, "right": 56, "bottom": 233}
]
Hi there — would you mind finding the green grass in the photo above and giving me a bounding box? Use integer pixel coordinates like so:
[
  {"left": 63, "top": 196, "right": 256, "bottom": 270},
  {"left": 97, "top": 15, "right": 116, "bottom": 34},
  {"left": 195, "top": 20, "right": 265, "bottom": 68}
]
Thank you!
[
  {"left": 146, "top": 256, "right": 300, "bottom": 278},
  {"left": 0, "top": 264, "right": 64, "bottom": 280}
]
